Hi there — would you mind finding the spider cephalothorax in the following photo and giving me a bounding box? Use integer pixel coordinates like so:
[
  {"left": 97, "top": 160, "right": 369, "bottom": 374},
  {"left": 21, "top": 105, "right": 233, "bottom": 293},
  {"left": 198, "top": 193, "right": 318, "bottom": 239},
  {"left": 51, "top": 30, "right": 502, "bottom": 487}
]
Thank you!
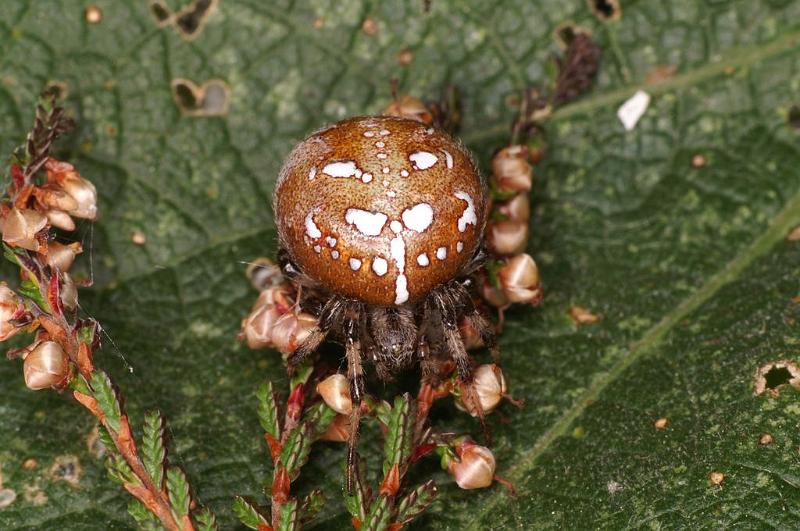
[{"left": 273, "top": 115, "right": 498, "bottom": 485}]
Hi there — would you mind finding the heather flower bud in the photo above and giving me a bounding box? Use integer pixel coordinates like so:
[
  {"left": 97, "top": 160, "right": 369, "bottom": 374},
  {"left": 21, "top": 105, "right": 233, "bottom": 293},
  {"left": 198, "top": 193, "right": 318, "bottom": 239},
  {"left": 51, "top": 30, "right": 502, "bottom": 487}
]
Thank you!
[
  {"left": 23, "top": 340, "right": 69, "bottom": 390},
  {"left": 498, "top": 253, "right": 541, "bottom": 304},
  {"left": 47, "top": 242, "right": 82, "bottom": 272},
  {"left": 2, "top": 208, "right": 47, "bottom": 251},
  {"left": 46, "top": 210, "right": 76, "bottom": 231},
  {"left": 462, "top": 364, "right": 507, "bottom": 416},
  {"left": 320, "top": 413, "right": 350, "bottom": 442},
  {"left": 61, "top": 176, "right": 98, "bottom": 220},
  {"left": 491, "top": 145, "right": 532, "bottom": 193},
  {"left": 496, "top": 194, "right": 530, "bottom": 222},
  {"left": 383, "top": 95, "right": 433, "bottom": 124},
  {"left": 34, "top": 186, "right": 79, "bottom": 212},
  {"left": 487, "top": 219, "right": 528, "bottom": 255},
  {"left": 0, "top": 283, "right": 22, "bottom": 341},
  {"left": 480, "top": 274, "right": 510, "bottom": 308},
  {"left": 251, "top": 283, "right": 294, "bottom": 315},
  {"left": 316, "top": 373, "right": 352, "bottom": 415},
  {"left": 245, "top": 257, "right": 284, "bottom": 292},
  {"left": 60, "top": 273, "right": 78, "bottom": 311},
  {"left": 270, "top": 311, "right": 317, "bottom": 354},
  {"left": 241, "top": 304, "right": 282, "bottom": 349},
  {"left": 449, "top": 444, "right": 496, "bottom": 489}
]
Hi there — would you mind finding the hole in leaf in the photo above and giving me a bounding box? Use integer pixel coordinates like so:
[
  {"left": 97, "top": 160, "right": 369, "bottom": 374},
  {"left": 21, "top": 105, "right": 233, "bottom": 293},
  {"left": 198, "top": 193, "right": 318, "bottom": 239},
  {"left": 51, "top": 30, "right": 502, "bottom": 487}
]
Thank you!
[
  {"left": 170, "top": 78, "right": 230, "bottom": 117},
  {"left": 764, "top": 366, "right": 793, "bottom": 389},
  {"left": 149, "top": 0, "right": 174, "bottom": 27},
  {"left": 175, "top": 0, "right": 218, "bottom": 39},
  {"left": 589, "top": 0, "right": 621, "bottom": 21},
  {"left": 753, "top": 360, "right": 800, "bottom": 396},
  {"left": 789, "top": 105, "right": 800, "bottom": 131}
]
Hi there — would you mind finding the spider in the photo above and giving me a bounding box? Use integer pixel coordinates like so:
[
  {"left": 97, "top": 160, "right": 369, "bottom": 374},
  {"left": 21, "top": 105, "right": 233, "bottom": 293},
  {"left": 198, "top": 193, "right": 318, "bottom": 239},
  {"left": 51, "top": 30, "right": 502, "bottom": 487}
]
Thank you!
[{"left": 273, "top": 115, "right": 498, "bottom": 487}]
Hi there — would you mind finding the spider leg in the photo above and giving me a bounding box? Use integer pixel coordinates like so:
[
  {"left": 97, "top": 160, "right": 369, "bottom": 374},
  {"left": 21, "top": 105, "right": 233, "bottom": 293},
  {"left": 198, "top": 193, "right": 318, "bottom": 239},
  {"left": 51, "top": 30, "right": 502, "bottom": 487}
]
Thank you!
[
  {"left": 344, "top": 305, "right": 366, "bottom": 492},
  {"left": 286, "top": 295, "right": 345, "bottom": 368},
  {"left": 431, "top": 284, "right": 491, "bottom": 444}
]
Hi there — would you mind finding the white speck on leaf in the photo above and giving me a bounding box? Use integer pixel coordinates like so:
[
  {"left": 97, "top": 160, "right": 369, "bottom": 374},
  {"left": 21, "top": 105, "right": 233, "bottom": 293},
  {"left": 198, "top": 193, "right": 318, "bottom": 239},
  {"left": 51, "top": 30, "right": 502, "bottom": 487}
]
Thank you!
[{"left": 617, "top": 90, "right": 651, "bottom": 131}]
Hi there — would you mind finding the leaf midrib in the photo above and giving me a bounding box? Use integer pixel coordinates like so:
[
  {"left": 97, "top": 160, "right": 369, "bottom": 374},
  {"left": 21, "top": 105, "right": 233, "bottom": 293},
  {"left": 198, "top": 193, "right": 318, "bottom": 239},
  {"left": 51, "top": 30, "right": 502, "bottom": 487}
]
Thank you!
[{"left": 468, "top": 184, "right": 800, "bottom": 528}]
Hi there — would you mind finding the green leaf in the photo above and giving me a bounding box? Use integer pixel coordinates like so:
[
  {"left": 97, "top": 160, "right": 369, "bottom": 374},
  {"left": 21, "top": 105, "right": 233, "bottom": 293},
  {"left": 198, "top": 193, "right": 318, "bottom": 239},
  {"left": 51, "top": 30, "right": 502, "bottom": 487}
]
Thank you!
[
  {"left": 105, "top": 454, "right": 136, "bottom": 486},
  {"left": 2, "top": 1, "right": 800, "bottom": 529},
  {"left": 194, "top": 506, "right": 220, "bottom": 531},
  {"left": 232, "top": 496, "right": 269, "bottom": 530},
  {"left": 277, "top": 498, "right": 300, "bottom": 531},
  {"left": 278, "top": 421, "right": 313, "bottom": 482},
  {"left": 256, "top": 381, "right": 280, "bottom": 440},
  {"left": 127, "top": 500, "right": 160, "bottom": 529},
  {"left": 382, "top": 394, "right": 413, "bottom": 476},
  {"left": 361, "top": 494, "right": 392, "bottom": 531},
  {"left": 303, "top": 401, "right": 337, "bottom": 440},
  {"left": 141, "top": 410, "right": 166, "bottom": 489},
  {"left": 166, "top": 466, "right": 191, "bottom": 520},
  {"left": 396, "top": 480, "right": 437, "bottom": 525},
  {"left": 299, "top": 489, "right": 326, "bottom": 526},
  {"left": 89, "top": 371, "right": 121, "bottom": 433}
]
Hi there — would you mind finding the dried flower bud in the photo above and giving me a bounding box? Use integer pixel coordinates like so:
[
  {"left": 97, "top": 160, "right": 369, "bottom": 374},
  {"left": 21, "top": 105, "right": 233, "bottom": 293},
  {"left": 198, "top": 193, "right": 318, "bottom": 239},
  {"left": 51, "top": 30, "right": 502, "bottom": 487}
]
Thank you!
[
  {"left": 487, "top": 219, "right": 528, "bottom": 255},
  {"left": 270, "top": 311, "right": 318, "bottom": 354},
  {"left": 0, "top": 283, "right": 22, "bottom": 341},
  {"left": 241, "top": 304, "right": 283, "bottom": 349},
  {"left": 250, "top": 283, "right": 294, "bottom": 315},
  {"left": 46, "top": 209, "right": 76, "bottom": 231},
  {"left": 449, "top": 444, "right": 496, "bottom": 489},
  {"left": 245, "top": 257, "right": 284, "bottom": 292},
  {"left": 498, "top": 254, "right": 541, "bottom": 304},
  {"left": 60, "top": 176, "right": 98, "bottom": 220},
  {"left": 320, "top": 413, "right": 350, "bottom": 442},
  {"left": 458, "top": 318, "right": 484, "bottom": 350},
  {"left": 496, "top": 194, "right": 530, "bottom": 222},
  {"left": 23, "top": 340, "right": 69, "bottom": 390},
  {"left": 34, "top": 185, "right": 79, "bottom": 212},
  {"left": 316, "top": 373, "right": 352, "bottom": 415},
  {"left": 491, "top": 145, "right": 532, "bottom": 193},
  {"left": 462, "top": 364, "right": 507, "bottom": 416},
  {"left": 480, "top": 274, "right": 510, "bottom": 308},
  {"left": 47, "top": 242, "right": 82, "bottom": 272},
  {"left": 60, "top": 273, "right": 78, "bottom": 311},
  {"left": 383, "top": 95, "right": 433, "bottom": 124},
  {"left": 2, "top": 208, "right": 47, "bottom": 251}
]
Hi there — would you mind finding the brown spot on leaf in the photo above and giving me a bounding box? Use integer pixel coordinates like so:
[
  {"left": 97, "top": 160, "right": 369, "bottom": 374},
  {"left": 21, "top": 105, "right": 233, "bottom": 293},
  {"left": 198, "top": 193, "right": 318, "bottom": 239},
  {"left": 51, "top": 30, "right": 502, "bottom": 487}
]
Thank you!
[
  {"left": 645, "top": 65, "right": 677, "bottom": 85},
  {"left": 86, "top": 425, "right": 106, "bottom": 459},
  {"left": 22, "top": 459, "right": 37, "bottom": 470},
  {"left": 569, "top": 304, "right": 601, "bottom": 324},
  {"left": 362, "top": 17, "right": 378, "bottom": 36},
  {"left": 171, "top": 78, "right": 230, "bottom": 117},
  {"left": 44, "top": 80, "right": 68, "bottom": 101},
  {"left": 787, "top": 225, "right": 800, "bottom": 241},
  {"left": 753, "top": 360, "right": 800, "bottom": 396},
  {"left": 759, "top": 433, "right": 774, "bottom": 446},
  {"left": 84, "top": 5, "right": 102, "bottom": 24},
  {"left": 131, "top": 230, "right": 147, "bottom": 246},
  {"left": 47, "top": 455, "right": 81, "bottom": 487},
  {"left": 691, "top": 154, "right": 707, "bottom": 168},
  {"left": 654, "top": 417, "right": 668, "bottom": 430},
  {"left": 23, "top": 483, "right": 47, "bottom": 506},
  {"left": 708, "top": 471, "right": 725, "bottom": 486},
  {"left": 396, "top": 48, "right": 414, "bottom": 66},
  {"left": 788, "top": 105, "right": 800, "bottom": 131}
]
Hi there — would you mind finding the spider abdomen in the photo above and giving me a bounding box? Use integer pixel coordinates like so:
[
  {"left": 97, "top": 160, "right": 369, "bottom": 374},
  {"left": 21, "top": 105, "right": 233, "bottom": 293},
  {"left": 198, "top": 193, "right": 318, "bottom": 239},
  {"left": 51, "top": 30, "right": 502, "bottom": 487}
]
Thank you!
[{"left": 274, "top": 116, "right": 488, "bottom": 306}]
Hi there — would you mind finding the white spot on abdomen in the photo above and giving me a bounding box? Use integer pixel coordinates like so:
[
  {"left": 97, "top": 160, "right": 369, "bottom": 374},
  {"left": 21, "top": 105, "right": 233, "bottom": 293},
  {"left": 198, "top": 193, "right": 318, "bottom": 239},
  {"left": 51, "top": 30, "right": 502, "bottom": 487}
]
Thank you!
[
  {"left": 409, "top": 151, "right": 438, "bottom": 170},
  {"left": 331, "top": 250, "right": 340, "bottom": 259},
  {"left": 436, "top": 246, "right": 447, "bottom": 260},
  {"left": 457, "top": 241, "right": 464, "bottom": 253},
  {"left": 443, "top": 150, "right": 453, "bottom": 169},
  {"left": 401, "top": 203, "right": 434, "bottom": 232},
  {"left": 326, "top": 236, "right": 337, "bottom": 247},
  {"left": 349, "top": 258, "right": 362, "bottom": 270},
  {"left": 372, "top": 257, "right": 388, "bottom": 276},
  {"left": 305, "top": 211, "right": 321, "bottom": 239},
  {"left": 417, "top": 253, "right": 429, "bottom": 266},
  {"left": 323, "top": 160, "right": 359, "bottom": 178},
  {"left": 362, "top": 173, "right": 373, "bottom": 183},
  {"left": 454, "top": 191, "right": 477, "bottom": 232},
  {"left": 390, "top": 236, "right": 408, "bottom": 305},
  {"left": 309, "top": 167, "right": 317, "bottom": 180},
  {"left": 390, "top": 220, "right": 403, "bottom": 233},
  {"left": 345, "top": 208, "right": 387, "bottom": 236}
]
